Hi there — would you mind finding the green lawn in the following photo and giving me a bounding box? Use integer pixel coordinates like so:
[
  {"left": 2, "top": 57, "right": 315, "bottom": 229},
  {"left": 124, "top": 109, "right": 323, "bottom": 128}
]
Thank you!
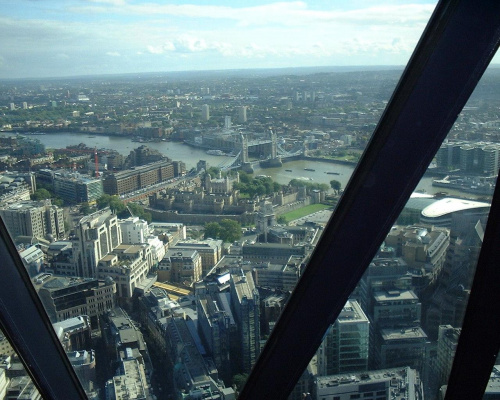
[{"left": 280, "top": 204, "right": 331, "bottom": 223}]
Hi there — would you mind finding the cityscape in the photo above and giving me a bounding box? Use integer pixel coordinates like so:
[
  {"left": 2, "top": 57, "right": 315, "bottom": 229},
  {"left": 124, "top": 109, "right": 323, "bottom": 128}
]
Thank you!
[{"left": 1, "top": 61, "right": 500, "bottom": 400}]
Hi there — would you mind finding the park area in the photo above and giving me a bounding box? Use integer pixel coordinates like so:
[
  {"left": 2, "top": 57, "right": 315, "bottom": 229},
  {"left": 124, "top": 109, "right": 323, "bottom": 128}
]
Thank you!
[{"left": 279, "top": 204, "right": 332, "bottom": 223}]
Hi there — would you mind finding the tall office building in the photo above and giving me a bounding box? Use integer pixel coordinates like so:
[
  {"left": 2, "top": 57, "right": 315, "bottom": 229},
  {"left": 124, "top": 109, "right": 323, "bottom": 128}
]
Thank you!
[
  {"left": 435, "top": 325, "right": 461, "bottom": 389},
  {"left": 52, "top": 171, "right": 103, "bottom": 204},
  {"left": 197, "top": 293, "right": 236, "bottom": 382},
  {"left": 224, "top": 116, "right": 232, "bottom": 130},
  {"left": 238, "top": 106, "right": 247, "bottom": 123},
  {"left": 230, "top": 271, "right": 260, "bottom": 373},
  {"left": 72, "top": 209, "right": 121, "bottom": 278},
  {"left": 317, "top": 300, "right": 369, "bottom": 376},
  {"left": 201, "top": 104, "right": 210, "bottom": 121},
  {"left": 120, "top": 217, "right": 149, "bottom": 245},
  {"left": 9, "top": 103, "right": 15, "bottom": 111},
  {"left": 22, "top": 102, "right": 28, "bottom": 110},
  {"left": 0, "top": 200, "right": 65, "bottom": 241}
]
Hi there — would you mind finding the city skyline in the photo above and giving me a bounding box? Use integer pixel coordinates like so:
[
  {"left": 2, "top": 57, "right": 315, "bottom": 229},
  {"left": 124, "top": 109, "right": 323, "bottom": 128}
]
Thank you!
[{"left": 1, "top": 0, "right": 443, "bottom": 79}]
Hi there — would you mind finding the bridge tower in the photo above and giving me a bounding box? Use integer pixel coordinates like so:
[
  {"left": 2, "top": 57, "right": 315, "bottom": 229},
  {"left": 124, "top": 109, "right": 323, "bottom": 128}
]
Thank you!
[
  {"left": 240, "top": 133, "right": 249, "bottom": 164},
  {"left": 270, "top": 129, "right": 277, "bottom": 159}
]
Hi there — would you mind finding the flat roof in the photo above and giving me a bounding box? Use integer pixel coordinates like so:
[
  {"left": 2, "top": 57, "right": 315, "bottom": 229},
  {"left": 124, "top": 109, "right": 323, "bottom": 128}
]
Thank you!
[
  {"left": 381, "top": 326, "right": 427, "bottom": 341},
  {"left": 374, "top": 290, "right": 418, "bottom": 303},
  {"left": 421, "top": 197, "right": 490, "bottom": 218}
]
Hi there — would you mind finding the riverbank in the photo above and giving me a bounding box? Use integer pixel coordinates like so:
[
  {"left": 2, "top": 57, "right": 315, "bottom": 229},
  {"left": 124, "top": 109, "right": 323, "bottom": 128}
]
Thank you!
[{"left": 301, "top": 155, "right": 358, "bottom": 166}]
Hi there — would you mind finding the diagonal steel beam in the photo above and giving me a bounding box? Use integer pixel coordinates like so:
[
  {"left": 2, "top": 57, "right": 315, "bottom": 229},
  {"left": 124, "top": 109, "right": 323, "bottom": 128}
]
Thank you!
[
  {"left": 444, "top": 166, "right": 500, "bottom": 399},
  {"left": 0, "top": 216, "right": 88, "bottom": 399}
]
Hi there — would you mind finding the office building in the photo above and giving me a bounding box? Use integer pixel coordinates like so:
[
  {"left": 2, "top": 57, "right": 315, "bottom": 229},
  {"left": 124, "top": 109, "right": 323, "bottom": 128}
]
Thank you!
[
  {"left": 224, "top": 116, "right": 232, "bottom": 130},
  {"left": 252, "top": 261, "right": 302, "bottom": 291},
  {"left": 358, "top": 258, "right": 412, "bottom": 313},
  {"left": 52, "top": 316, "right": 92, "bottom": 352},
  {"left": 97, "top": 244, "right": 153, "bottom": 298},
  {"left": 314, "top": 367, "right": 423, "bottom": 400},
  {"left": 104, "top": 307, "right": 148, "bottom": 363},
  {"left": 71, "top": 209, "right": 121, "bottom": 278},
  {"left": 19, "top": 246, "right": 44, "bottom": 277},
  {"left": 230, "top": 272, "right": 260, "bottom": 374},
  {"left": 102, "top": 160, "right": 175, "bottom": 196},
  {"left": 67, "top": 350, "right": 96, "bottom": 393},
  {"left": 201, "top": 104, "right": 210, "bottom": 121},
  {"left": 52, "top": 171, "right": 103, "bottom": 204},
  {"left": 242, "top": 242, "right": 307, "bottom": 264},
  {"left": 120, "top": 217, "right": 149, "bottom": 245},
  {"left": 197, "top": 293, "right": 237, "bottom": 382},
  {"left": 5, "top": 376, "right": 40, "bottom": 399},
  {"left": 158, "top": 249, "right": 202, "bottom": 284},
  {"left": 164, "top": 317, "right": 235, "bottom": 399},
  {"left": 435, "top": 325, "right": 461, "bottom": 389},
  {"left": 106, "top": 358, "right": 150, "bottom": 400},
  {"left": 0, "top": 200, "right": 65, "bottom": 241},
  {"left": 384, "top": 225, "right": 450, "bottom": 285},
  {"left": 36, "top": 277, "right": 116, "bottom": 328},
  {"left": 371, "top": 289, "right": 421, "bottom": 329},
  {"left": 436, "top": 140, "right": 500, "bottom": 175},
  {"left": 172, "top": 239, "right": 223, "bottom": 275},
  {"left": 238, "top": 106, "right": 247, "bottom": 123},
  {"left": 375, "top": 327, "right": 428, "bottom": 372},
  {"left": 0, "top": 332, "right": 13, "bottom": 357},
  {"left": 317, "top": 300, "right": 369, "bottom": 376}
]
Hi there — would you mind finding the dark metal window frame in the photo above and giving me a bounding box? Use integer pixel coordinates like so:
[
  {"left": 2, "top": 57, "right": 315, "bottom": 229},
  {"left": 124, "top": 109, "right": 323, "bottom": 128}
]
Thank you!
[{"left": 0, "top": 1, "right": 500, "bottom": 399}]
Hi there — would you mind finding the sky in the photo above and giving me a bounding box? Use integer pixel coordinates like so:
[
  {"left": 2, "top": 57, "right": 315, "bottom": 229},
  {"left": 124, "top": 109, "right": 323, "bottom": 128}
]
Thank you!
[{"left": 0, "top": 0, "right": 446, "bottom": 79}]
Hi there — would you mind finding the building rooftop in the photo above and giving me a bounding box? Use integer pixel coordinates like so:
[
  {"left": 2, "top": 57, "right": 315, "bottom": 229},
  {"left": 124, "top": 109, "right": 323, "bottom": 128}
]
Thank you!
[
  {"left": 374, "top": 290, "right": 419, "bottom": 303},
  {"left": 421, "top": 197, "right": 490, "bottom": 218},
  {"left": 338, "top": 300, "right": 369, "bottom": 324},
  {"left": 316, "top": 366, "right": 421, "bottom": 400},
  {"left": 381, "top": 326, "right": 428, "bottom": 341},
  {"left": 53, "top": 316, "right": 90, "bottom": 338},
  {"left": 231, "top": 272, "right": 257, "bottom": 303},
  {"left": 113, "top": 359, "right": 147, "bottom": 400}
]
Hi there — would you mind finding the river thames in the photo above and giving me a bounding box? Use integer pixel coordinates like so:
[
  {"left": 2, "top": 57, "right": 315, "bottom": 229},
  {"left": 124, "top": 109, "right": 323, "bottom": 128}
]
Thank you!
[{"left": 8, "top": 132, "right": 481, "bottom": 198}]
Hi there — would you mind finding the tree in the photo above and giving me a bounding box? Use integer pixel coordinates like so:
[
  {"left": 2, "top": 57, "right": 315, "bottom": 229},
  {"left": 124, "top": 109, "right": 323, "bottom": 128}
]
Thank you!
[
  {"left": 219, "top": 219, "right": 242, "bottom": 243},
  {"left": 204, "top": 222, "right": 221, "bottom": 239},
  {"left": 80, "top": 202, "right": 92, "bottom": 215},
  {"left": 232, "top": 373, "right": 248, "bottom": 394},
  {"left": 277, "top": 215, "right": 287, "bottom": 224},
  {"left": 96, "top": 194, "right": 125, "bottom": 214},
  {"left": 330, "top": 179, "right": 341, "bottom": 194},
  {"left": 31, "top": 188, "right": 52, "bottom": 201},
  {"left": 205, "top": 166, "right": 221, "bottom": 179},
  {"left": 97, "top": 194, "right": 112, "bottom": 209}
]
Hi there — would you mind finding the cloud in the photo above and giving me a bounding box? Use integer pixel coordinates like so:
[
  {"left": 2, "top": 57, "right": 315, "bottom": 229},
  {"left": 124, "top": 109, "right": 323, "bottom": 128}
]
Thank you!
[
  {"left": 147, "top": 35, "right": 230, "bottom": 55},
  {"left": 87, "top": 0, "right": 127, "bottom": 6},
  {"left": 71, "top": 1, "right": 434, "bottom": 29},
  {"left": 0, "top": 2, "right": 438, "bottom": 78}
]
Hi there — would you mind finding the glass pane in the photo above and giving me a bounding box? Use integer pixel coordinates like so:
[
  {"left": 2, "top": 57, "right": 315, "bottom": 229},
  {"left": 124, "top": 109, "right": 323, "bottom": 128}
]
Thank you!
[
  {"left": 0, "top": 1, "right": 454, "bottom": 399},
  {"left": 288, "top": 68, "right": 500, "bottom": 400}
]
